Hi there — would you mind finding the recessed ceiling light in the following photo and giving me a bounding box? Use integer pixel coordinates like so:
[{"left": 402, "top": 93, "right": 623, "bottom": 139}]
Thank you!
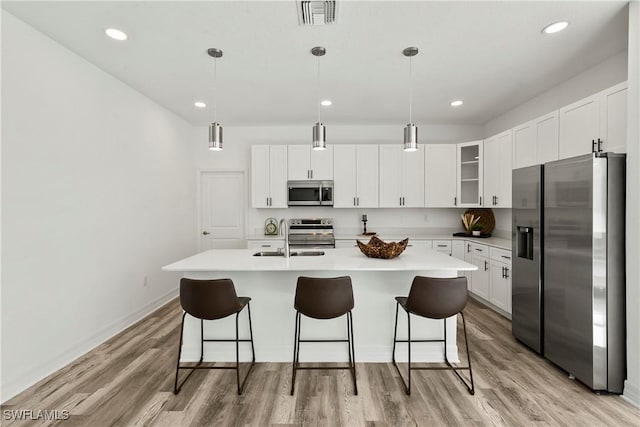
[
  {"left": 194, "top": 101, "right": 207, "bottom": 108},
  {"left": 450, "top": 100, "right": 464, "bottom": 107},
  {"left": 321, "top": 100, "right": 332, "bottom": 106},
  {"left": 105, "top": 28, "right": 128, "bottom": 41},
  {"left": 542, "top": 21, "right": 569, "bottom": 34}
]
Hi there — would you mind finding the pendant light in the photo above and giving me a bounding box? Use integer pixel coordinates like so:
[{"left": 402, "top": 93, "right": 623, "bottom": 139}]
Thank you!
[
  {"left": 207, "top": 48, "right": 223, "bottom": 151},
  {"left": 311, "top": 46, "right": 326, "bottom": 151},
  {"left": 403, "top": 47, "right": 419, "bottom": 152}
]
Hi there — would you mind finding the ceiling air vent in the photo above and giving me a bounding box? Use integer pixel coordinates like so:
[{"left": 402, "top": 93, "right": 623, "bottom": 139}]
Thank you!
[{"left": 297, "top": 1, "right": 338, "bottom": 25}]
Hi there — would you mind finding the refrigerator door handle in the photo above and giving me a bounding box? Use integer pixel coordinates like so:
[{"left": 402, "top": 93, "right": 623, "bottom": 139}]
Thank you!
[
  {"left": 597, "top": 138, "right": 603, "bottom": 152},
  {"left": 484, "top": 260, "right": 488, "bottom": 271}
]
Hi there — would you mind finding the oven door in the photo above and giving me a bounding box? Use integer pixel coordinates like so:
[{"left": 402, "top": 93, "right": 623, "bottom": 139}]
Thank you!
[{"left": 288, "top": 182, "right": 321, "bottom": 206}]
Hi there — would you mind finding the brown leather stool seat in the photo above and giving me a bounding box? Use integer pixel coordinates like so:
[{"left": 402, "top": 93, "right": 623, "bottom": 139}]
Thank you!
[
  {"left": 173, "top": 278, "right": 255, "bottom": 395},
  {"left": 291, "top": 276, "right": 357, "bottom": 395},
  {"left": 392, "top": 276, "right": 474, "bottom": 395}
]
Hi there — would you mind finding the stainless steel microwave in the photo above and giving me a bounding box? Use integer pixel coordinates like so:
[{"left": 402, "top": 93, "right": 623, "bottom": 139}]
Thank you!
[{"left": 287, "top": 181, "right": 333, "bottom": 206}]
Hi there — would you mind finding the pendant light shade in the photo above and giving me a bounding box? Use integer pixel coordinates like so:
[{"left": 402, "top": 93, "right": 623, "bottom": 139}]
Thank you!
[
  {"left": 312, "top": 122, "right": 326, "bottom": 150},
  {"left": 207, "top": 48, "right": 224, "bottom": 151},
  {"left": 403, "top": 47, "right": 419, "bottom": 152},
  {"left": 209, "top": 122, "right": 223, "bottom": 151},
  {"left": 311, "top": 46, "right": 327, "bottom": 150},
  {"left": 403, "top": 123, "right": 418, "bottom": 152}
]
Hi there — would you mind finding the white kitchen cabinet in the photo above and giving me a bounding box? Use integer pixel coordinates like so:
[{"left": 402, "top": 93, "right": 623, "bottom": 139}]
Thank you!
[
  {"left": 558, "top": 81, "right": 627, "bottom": 158},
  {"left": 333, "top": 145, "right": 379, "bottom": 208},
  {"left": 433, "top": 240, "right": 452, "bottom": 255},
  {"left": 247, "top": 239, "right": 284, "bottom": 250},
  {"left": 463, "top": 241, "right": 473, "bottom": 289},
  {"left": 251, "top": 145, "right": 288, "bottom": 208},
  {"left": 379, "top": 145, "right": 425, "bottom": 208},
  {"left": 471, "top": 253, "right": 490, "bottom": 300},
  {"left": 425, "top": 144, "right": 457, "bottom": 207},
  {"left": 535, "top": 111, "right": 560, "bottom": 164},
  {"left": 456, "top": 141, "right": 484, "bottom": 207},
  {"left": 451, "top": 240, "right": 465, "bottom": 260},
  {"left": 287, "top": 145, "right": 334, "bottom": 181},
  {"left": 513, "top": 121, "right": 536, "bottom": 169},
  {"left": 599, "top": 82, "right": 627, "bottom": 154},
  {"left": 483, "top": 131, "right": 512, "bottom": 208},
  {"left": 489, "top": 247, "right": 512, "bottom": 314}
]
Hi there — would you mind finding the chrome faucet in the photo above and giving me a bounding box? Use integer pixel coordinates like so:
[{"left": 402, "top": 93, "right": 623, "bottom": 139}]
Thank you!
[{"left": 279, "top": 218, "right": 290, "bottom": 258}]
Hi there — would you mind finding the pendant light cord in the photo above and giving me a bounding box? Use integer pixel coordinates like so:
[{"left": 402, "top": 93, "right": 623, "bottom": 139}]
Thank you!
[
  {"left": 317, "top": 55, "right": 321, "bottom": 123},
  {"left": 213, "top": 57, "right": 218, "bottom": 123},
  {"left": 409, "top": 55, "right": 413, "bottom": 125}
]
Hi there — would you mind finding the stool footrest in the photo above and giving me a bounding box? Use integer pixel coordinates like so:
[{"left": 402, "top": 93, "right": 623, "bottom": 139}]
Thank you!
[
  {"left": 202, "top": 339, "right": 253, "bottom": 342},
  {"left": 299, "top": 339, "right": 349, "bottom": 343},
  {"left": 394, "top": 339, "right": 443, "bottom": 343}
]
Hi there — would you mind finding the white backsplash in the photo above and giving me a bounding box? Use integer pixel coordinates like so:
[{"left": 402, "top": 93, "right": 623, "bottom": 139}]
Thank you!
[{"left": 250, "top": 207, "right": 512, "bottom": 238}]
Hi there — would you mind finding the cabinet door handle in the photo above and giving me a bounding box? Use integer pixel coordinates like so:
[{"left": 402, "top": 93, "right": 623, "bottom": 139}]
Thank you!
[
  {"left": 484, "top": 260, "right": 488, "bottom": 271},
  {"left": 354, "top": 197, "right": 356, "bottom": 206},
  {"left": 403, "top": 197, "right": 406, "bottom": 206},
  {"left": 437, "top": 244, "right": 447, "bottom": 247},
  {"left": 480, "top": 196, "right": 483, "bottom": 206},
  {"left": 357, "top": 197, "right": 360, "bottom": 206},
  {"left": 467, "top": 243, "right": 471, "bottom": 253},
  {"left": 501, "top": 255, "right": 511, "bottom": 260},
  {"left": 311, "top": 170, "right": 313, "bottom": 179},
  {"left": 399, "top": 197, "right": 402, "bottom": 206},
  {"left": 597, "top": 138, "right": 603, "bottom": 152},
  {"left": 454, "top": 196, "right": 457, "bottom": 206},
  {"left": 592, "top": 139, "right": 597, "bottom": 153},
  {"left": 475, "top": 248, "right": 483, "bottom": 252},
  {"left": 504, "top": 267, "right": 509, "bottom": 279},
  {"left": 501, "top": 266, "right": 505, "bottom": 278},
  {"left": 261, "top": 244, "right": 271, "bottom": 248}
]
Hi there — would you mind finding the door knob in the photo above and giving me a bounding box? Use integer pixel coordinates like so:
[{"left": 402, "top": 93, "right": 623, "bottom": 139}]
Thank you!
[{"left": 202, "top": 231, "right": 211, "bottom": 235}]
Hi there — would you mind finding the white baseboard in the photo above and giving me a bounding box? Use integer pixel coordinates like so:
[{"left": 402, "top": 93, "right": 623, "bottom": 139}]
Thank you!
[
  {"left": 622, "top": 380, "right": 640, "bottom": 408},
  {"left": 1, "top": 289, "right": 178, "bottom": 403}
]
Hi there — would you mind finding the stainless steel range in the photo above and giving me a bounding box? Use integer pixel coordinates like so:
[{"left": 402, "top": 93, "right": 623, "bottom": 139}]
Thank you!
[{"left": 288, "top": 218, "right": 335, "bottom": 249}]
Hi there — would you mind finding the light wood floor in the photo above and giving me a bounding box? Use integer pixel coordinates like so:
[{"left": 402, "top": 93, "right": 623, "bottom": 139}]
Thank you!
[{"left": 2, "top": 298, "right": 638, "bottom": 426}]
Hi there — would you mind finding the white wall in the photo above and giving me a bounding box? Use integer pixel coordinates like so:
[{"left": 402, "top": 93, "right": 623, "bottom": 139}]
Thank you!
[
  {"left": 190, "top": 124, "right": 515, "bottom": 236},
  {"left": 484, "top": 50, "right": 628, "bottom": 136},
  {"left": 1, "top": 13, "right": 196, "bottom": 401},
  {"left": 624, "top": 1, "right": 640, "bottom": 408}
]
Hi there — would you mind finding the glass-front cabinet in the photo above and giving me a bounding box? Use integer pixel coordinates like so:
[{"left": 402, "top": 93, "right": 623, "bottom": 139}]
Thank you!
[{"left": 456, "top": 140, "right": 484, "bottom": 207}]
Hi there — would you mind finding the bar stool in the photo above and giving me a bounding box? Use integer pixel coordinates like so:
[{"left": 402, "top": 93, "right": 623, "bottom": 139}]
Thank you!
[
  {"left": 291, "top": 276, "right": 357, "bottom": 395},
  {"left": 392, "top": 276, "right": 474, "bottom": 395},
  {"left": 173, "top": 278, "right": 255, "bottom": 395}
]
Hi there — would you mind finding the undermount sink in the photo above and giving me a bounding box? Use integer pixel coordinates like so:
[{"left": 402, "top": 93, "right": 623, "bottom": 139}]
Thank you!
[{"left": 252, "top": 251, "right": 325, "bottom": 257}]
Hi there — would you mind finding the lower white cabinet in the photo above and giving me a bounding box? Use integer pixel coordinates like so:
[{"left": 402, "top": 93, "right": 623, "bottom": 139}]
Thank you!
[
  {"left": 489, "top": 247, "right": 512, "bottom": 314},
  {"left": 247, "top": 239, "right": 284, "bottom": 250},
  {"left": 451, "top": 240, "right": 465, "bottom": 260},
  {"left": 470, "top": 243, "right": 490, "bottom": 299},
  {"left": 433, "top": 240, "right": 451, "bottom": 255}
]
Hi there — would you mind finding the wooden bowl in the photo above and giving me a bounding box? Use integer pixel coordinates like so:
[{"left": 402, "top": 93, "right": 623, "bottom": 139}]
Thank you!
[
  {"left": 357, "top": 236, "right": 409, "bottom": 259},
  {"left": 462, "top": 208, "right": 496, "bottom": 234}
]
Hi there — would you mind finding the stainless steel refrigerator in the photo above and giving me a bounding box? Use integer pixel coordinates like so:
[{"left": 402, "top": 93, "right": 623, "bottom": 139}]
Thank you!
[
  {"left": 512, "top": 165, "right": 544, "bottom": 354},
  {"left": 543, "top": 153, "right": 625, "bottom": 393}
]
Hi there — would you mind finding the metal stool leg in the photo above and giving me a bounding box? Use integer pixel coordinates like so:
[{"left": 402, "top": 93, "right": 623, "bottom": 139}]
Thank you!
[
  {"left": 348, "top": 311, "right": 358, "bottom": 395},
  {"left": 291, "top": 311, "right": 301, "bottom": 395},
  {"left": 443, "top": 313, "right": 475, "bottom": 395},
  {"left": 392, "top": 303, "right": 412, "bottom": 395}
]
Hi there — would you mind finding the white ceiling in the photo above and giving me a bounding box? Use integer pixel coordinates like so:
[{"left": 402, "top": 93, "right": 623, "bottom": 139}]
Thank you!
[{"left": 2, "top": 1, "right": 629, "bottom": 126}]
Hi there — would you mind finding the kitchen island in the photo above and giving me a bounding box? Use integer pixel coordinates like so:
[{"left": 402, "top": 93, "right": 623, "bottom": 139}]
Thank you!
[{"left": 162, "top": 246, "right": 477, "bottom": 363}]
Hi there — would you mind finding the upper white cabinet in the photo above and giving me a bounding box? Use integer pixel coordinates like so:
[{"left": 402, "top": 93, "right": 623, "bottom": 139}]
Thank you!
[
  {"left": 251, "top": 145, "right": 288, "bottom": 208},
  {"left": 287, "top": 145, "right": 334, "bottom": 181},
  {"left": 599, "top": 82, "right": 628, "bottom": 154},
  {"left": 535, "top": 111, "right": 560, "bottom": 164},
  {"left": 513, "top": 121, "right": 536, "bottom": 169},
  {"left": 456, "top": 141, "right": 484, "bottom": 207},
  {"left": 559, "top": 81, "right": 627, "bottom": 158},
  {"left": 425, "top": 144, "right": 457, "bottom": 207},
  {"left": 333, "top": 144, "right": 379, "bottom": 208},
  {"left": 484, "top": 131, "right": 512, "bottom": 208},
  {"left": 379, "top": 145, "right": 425, "bottom": 208}
]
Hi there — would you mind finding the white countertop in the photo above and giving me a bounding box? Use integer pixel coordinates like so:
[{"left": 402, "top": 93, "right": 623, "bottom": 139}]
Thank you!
[{"left": 162, "top": 247, "right": 477, "bottom": 272}]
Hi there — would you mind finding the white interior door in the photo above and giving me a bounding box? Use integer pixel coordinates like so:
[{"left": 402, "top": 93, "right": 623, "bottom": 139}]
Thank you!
[{"left": 200, "top": 171, "right": 245, "bottom": 250}]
